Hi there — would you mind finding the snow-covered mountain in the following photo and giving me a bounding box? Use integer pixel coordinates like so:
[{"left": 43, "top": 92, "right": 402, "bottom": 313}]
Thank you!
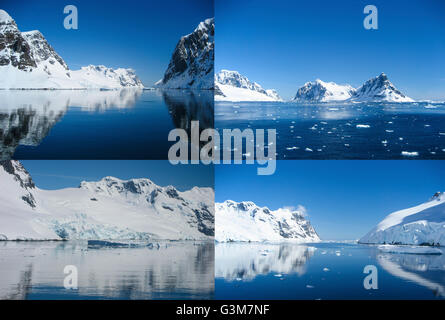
[
  {"left": 0, "top": 160, "right": 214, "bottom": 240},
  {"left": 293, "top": 73, "right": 413, "bottom": 103},
  {"left": 215, "top": 70, "right": 282, "bottom": 102},
  {"left": 155, "top": 18, "right": 214, "bottom": 89},
  {"left": 215, "top": 200, "right": 320, "bottom": 242},
  {"left": 0, "top": 10, "right": 143, "bottom": 89},
  {"left": 352, "top": 73, "right": 414, "bottom": 102},
  {"left": 359, "top": 192, "right": 445, "bottom": 246},
  {"left": 293, "top": 79, "right": 355, "bottom": 102}
]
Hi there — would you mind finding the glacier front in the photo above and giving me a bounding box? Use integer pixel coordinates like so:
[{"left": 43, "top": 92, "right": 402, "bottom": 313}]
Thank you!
[
  {"left": 0, "top": 161, "right": 214, "bottom": 241},
  {"left": 359, "top": 192, "right": 445, "bottom": 246}
]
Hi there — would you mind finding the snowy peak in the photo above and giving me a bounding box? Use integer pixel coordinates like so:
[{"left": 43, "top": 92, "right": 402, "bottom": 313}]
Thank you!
[
  {"left": 216, "top": 200, "right": 320, "bottom": 242},
  {"left": 0, "top": 9, "right": 13, "bottom": 23},
  {"left": 22, "top": 30, "right": 68, "bottom": 71},
  {"left": 0, "top": 10, "right": 36, "bottom": 71},
  {"left": 0, "top": 161, "right": 214, "bottom": 240},
  {"left": 293, "top": 73, "right": 414, "bottom": 103},
  {"left": 215, "top": 70, "right": 282, "bottom": 102},
  {"left": 0, "top": 10, "right": 143, "bottom": 89},
  {"left": 73, "top": 65, "right": 144, "bottom": 88},
  {"left": 293, "top": 79, "right": 355, "bottom": 102},
  {"left": 359, "top": 192, "right": 445, "bottom": 246},
  {"left": 156, "top": 17, "right": 214, "bottom": 89},
  {"left": 0, "top": 160, "right": 35, "bottom": 190},
  {"left": 352, "top": 73, "right": 414, "bottom": 102}
]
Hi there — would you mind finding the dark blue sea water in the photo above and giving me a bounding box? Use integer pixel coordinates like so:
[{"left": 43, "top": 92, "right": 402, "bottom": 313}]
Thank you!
[
  {"left": 215, "top": 101, "right": 445, "bottom": 159},
  {"left": 0, "top": 89, "right": 213, "bottom": 160},
  {"left": 0, "top": 241, "right": 214, "bottom": 300},
  {"left": 215, "top": 242, "right": 445, "bottom": 300}
]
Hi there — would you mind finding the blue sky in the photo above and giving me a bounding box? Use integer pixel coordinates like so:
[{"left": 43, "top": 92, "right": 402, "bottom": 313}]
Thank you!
[
  {"left": 216, "top": 161, "right": 445, "bottom": 240},
  {"left": 21, "top": 161, "right": 214, "bottom": 191},
  {"left": 2, "top": 0, "right": 213, "bottom": 86},
  {"left": 216, "top": 0, "right": 445, "bottom": 100}
]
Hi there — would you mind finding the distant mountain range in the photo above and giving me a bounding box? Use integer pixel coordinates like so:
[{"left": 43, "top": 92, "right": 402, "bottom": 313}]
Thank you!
[
  {"left": 214, "top": 70, "right": 414, "bottom": 103},
  {"left": 215, "top": 200, "right": 320, "bottom": 242},
  {"left": 0, "top": 10, "right": 143, "bottom": 89},
  {"left": 155, "top": 18, "right": 214, "bottom": 90},
  {"left": 360, "top": 192, "right": 445, "bottom": 246},
  {"left": 294, "top": 73, "right": 414, "bottom": 103},
  {"left": 215, "top": 70, "right": 283, "bottom": 102},
  {"left": 0, "top": 160, "right": 214, "bottom": 240}
]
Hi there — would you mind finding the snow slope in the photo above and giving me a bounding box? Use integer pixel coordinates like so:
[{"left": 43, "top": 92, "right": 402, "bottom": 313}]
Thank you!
[
  {"left": 359, "top": 192, "right": 445, "bottom": 246},
  {"left": 293, "top": 73, "right": 414, "bottom": 103},
  {"left": 215, "top": 200, "right": 320, "bottom": 242},
  {"left": 0, "top": 161, "right": 214, "bottom": 240},
  {"left": 0, "top": 10, "right": 143, "bottom": 89},
  {"left": 293, "top": 79, "right": 355, "bottom": 102},
  {"left": 353, "top": 73, "right": 414, "bottom": 102},
  {"left": 215, "top": 70, "right": 282, "bottom": 102},
  {"left": 155, "top": 18, "right": 214, "bottom": 89}
]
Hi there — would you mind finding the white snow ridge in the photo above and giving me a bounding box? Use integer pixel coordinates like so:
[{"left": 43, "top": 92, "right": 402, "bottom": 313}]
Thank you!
[
  {"left": 215, "top": 200, "right": 320, "bottom": 242},
  {"left": 0, "top": 161, "right": 214, "bottom": 241},
  {"left": 215, "top": 70, "right": 283, "bottom": 102},
  {"left": 0, "top": 10, "right": 143, "bottom": 89},
  {"left": 293, "top": 73, "right": 414, "bottom": 103},
  {"left": 360, "top": 192, "right": 445, "bottom": 246}
]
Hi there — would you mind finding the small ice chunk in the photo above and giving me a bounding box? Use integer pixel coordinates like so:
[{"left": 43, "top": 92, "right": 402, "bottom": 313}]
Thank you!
[
  {"left": 356, "top": 124, "right": 370, "bottom": 128},
  {"left": 401, "top": 151, "right": 419, "bottom": 157},
  {"left": 323, "top": 268, "right": 330, "bottom": 272}
]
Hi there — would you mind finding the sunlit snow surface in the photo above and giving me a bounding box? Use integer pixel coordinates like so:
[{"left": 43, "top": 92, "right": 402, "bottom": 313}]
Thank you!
[
  {"left": 215, "top": 242, "right": 445, "bottom": 299},
  {"left": 215, "top": 101, "right": 445, "bottom": 159},
  {"left": 0, "top": 241, "right": 214, "bottom": 300}
]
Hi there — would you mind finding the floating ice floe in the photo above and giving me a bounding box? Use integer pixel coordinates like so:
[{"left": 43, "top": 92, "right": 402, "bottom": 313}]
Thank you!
[
  {"left": 401, "top": 151, "right": 419, "bottom": 157},
  {"left": 356, "top": 124, "right": 370, "bottom": 128},
  {"left": 323, "top": 268, "right": 330, "bottom": 272},
  {"left": 377, "top": 245, "right": 442, "bottom": 255}
]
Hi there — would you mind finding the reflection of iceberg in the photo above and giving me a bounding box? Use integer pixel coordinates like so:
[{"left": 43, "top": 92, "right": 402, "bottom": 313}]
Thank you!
[
  {"left": 377, "top": 250, "right": 445, "bottom": 297},
  {"left": 215, "top": 243, "right": 315, "bottom": 281},
  {"left": 0, "top": 90, "right": 141, "bottom": 159},
  {"left": 0, "top": 241, "right": 214, "bottom": 300}
]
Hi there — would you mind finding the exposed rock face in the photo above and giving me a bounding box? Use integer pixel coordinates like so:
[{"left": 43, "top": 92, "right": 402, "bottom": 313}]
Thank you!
[
  {"left": 293, "top": 79, "right": 355, "bottom": 102},
  {"left": 352, "top": 73, "right": 414, "bottom": 102},
  {"left": 0, "top": 9, "right": 144, "bottom": 89},
  {"left": 293, "top": 73, "right": 414, "bottom": 103},
  {"left": 156, "top": 18, "right": 214, "bottom": 89},
  {"left": 0, "top": 10, "right": 36, "bottom": 70},
  {"left": 0, "top": 161, "right": 214, "bottom": 240},
  {"left": 22, "top": 30, "right": 68, "bottom": 71}
]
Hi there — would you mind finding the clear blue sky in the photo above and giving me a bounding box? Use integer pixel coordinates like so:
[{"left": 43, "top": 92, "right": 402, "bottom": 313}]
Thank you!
[
  {"left": 215, "top": 161, "right": 445, "bottom": 240},
  {"left": 2, "top": 0, "right": 213, "bottom": 86},
  {"left": 216, "top": 0, "right": 445, "bottom": 100},
  {"left": 21, "top": 161, "right": 214, "bottom": 191}
]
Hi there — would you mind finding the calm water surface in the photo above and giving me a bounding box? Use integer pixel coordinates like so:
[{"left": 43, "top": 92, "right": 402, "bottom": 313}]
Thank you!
[
  {"left": 0, "top": 241, "right": 214, "bottom": 300},
  {"left": 215, "top": 242, "right": 445, "bottom": 299},
  {"left": 0, "top": 89, "right": 213, "bottom": 159}
]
